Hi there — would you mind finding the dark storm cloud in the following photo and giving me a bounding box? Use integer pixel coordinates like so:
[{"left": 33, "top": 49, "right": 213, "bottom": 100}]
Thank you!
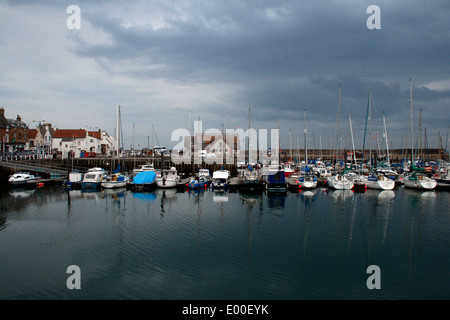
[{"left": 2, "top": 0, "right": 449, "bottom": 147}]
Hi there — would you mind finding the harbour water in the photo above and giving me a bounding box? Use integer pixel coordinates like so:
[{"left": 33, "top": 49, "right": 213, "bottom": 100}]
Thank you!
[{"left": 0, "top": 184, "right": 448, "bottom": 300}]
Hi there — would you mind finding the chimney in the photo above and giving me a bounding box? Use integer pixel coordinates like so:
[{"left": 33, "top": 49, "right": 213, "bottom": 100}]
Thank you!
[
  {"left": 0, "top": 108, "right": 4, "bottom": 117},
  {"left": 17, "top": 115, "right": 21, "bottom": 122}
]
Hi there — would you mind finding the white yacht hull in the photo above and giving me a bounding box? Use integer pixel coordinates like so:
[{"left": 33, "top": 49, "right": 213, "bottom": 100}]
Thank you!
[
  {"left": 156, "top": 179, "right": 178, "bottom": 188},
  {"left": 403, "top": 178, "right": 437, "bottom": 190},
  {"left": 361, "top": 176, "right": 395, "bottom": 190},
  {"left": 327, "top": 176, "right": 354, "bottom": 190}
]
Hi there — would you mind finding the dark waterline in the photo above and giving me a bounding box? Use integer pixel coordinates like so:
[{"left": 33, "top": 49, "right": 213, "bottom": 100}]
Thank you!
[{"left": 0, "top": 185, "right": 449, "bottom": 300}]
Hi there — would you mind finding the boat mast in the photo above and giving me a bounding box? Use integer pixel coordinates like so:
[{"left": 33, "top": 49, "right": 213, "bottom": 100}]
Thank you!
[
  {"left": 349, "top": 112, "right": 357, "bottom": 167},
  {"left": 383, "top": 111, "right": 390, "bottom": 167},
  {"left": 304, "top": 109, "right": 308, "bottom": 164},
  {"left": 334, "top": 84, "right": 341, "bottom": 165},
  {"left": 368, "top": 91, "right": 372, "bottom": 170},
  {"left": 362, "top": 91, "right": 370, "bottom": 173},
  {"left": 248, "top": 107, "right": 251, "bottom": 165},
  {"left": 409, "top": 79, "right": 414, "bottom": 166},
  {"left": 116, "top": 104, "right": 121, "bottom": 169},
  {"left": 151, "top": 123, "right": 154, "bottom": 165}
]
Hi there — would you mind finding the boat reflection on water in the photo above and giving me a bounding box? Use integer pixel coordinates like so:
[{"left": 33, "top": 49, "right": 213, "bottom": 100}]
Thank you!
[
  {"left": 238, "top": 189, "right": 262, "bottom": 208},
  {"left": 102, "top": 187, "right": 126, "bottom": 199},
  {"left": 298, "top": 189, "right": 318, "bottom": 201},
  {"left": 327, "top": 189, "right": 354, "bottom": 201},
  {"left": 213, "top": 190, "right": 229, "bottom": 203},
  {"left": 9, "top": 188, "right": 36, "bottom": 198},
  {"left": 267, "top": 193, "right": 286, "bottom": 216},
  {"left": 132, "top": 192, "right": 157, "bottom": 202},
  {"left": 364, "top": 189, "right": 396, "bottom": 200}
]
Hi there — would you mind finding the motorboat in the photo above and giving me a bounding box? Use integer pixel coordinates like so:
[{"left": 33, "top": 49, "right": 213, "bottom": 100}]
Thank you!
[
  {"left": 297, "top": 174, "right": 318, "bottom": 189},
  {"left": 81, "top": 167, "right": 107, "bottom": 190},
  {"left": 129, "top": 171, "right": 157, "bottom": 191},
  {"left": 264, "top": 168, "right": 287, "bottom": 193},
  {"left": 188, "top": 176, "right": 209, "bottom": 189},
  {"left": 102, "top": 173, "right": 130, "bottom": 189},
  {"left": 156, "top": 167, "right": 180, "bottom": 188},
  {"left": 211, "top": 169, "right": 230, "bottom": 189},
  {"left": 8, "top": 172, "right": 38, "bottom": 187},
  {"left": 197, "top": 168, "right": 212, "bottom": 182},
  {"left": 238, "top": 168, "right": 263, "bottom": 191},
  {"left": 133, "top": 163, "right": 156, "bottom": 174},
  {"left": 65, "top": 171, "right": 82, "bottom": 189}
]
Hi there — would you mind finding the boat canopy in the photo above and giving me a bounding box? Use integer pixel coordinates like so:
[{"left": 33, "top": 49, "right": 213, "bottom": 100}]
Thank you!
[
  {"left": 213, "top": 170, "right": 229, "bottom": 179},
  {"left": 133, "top": 171, "right": 156, "bottom": 184},
  {"left": 267, "top": 171, "right": 285, "bottom": 183}
]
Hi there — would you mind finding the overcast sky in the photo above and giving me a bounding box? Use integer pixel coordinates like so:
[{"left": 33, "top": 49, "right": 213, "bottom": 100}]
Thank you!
[{"left": 0, "top": 0, "right": 449, "bottom": 152}]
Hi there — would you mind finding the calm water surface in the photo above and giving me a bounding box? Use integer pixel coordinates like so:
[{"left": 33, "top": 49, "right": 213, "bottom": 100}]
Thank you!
[{"left": 0, "top": 185, "right": 449, "bottom": 300}]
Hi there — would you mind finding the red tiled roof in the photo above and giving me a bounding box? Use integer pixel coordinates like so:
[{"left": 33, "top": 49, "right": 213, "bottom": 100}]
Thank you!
[
  {"left": 53, "top": 129, "right": 86, "bottom": 139},
  {"left": 28, "top": 129, "right": 38, "bottom": 139},
  {"left": 88, "top": 131, "right": 101, "bottom": 139}
]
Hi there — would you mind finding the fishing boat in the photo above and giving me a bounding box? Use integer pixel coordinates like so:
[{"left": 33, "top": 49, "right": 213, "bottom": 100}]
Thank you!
[
  {"left": 283, "top": 162, "right": 296, "bottom": 177},
  {"left": 81, "top": 167, "right": 107, "bottom": 190},
  {"left": 211, "top": 169, "right": 230, "bottom": 189},
  {"left": 102, "top": 173, "right": 130, "bottom": 189},
  {"left": 129, "top": 171, "right": 157, "bottom": 191},
  {"left": 8, "top": 172, "right": 38, "bottom": 187},
  {"left": 188, "top": 176, "right": 209, "bottom": 189},
  {"left": 156, "top": 167, "right": 180, "bottom": 188}
]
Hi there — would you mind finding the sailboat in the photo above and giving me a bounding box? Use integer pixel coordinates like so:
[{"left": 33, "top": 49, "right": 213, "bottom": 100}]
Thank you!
[
  {"left": 296, "top": 110, "right": 317, "bottom": 189},
  {"left": 361, "top": 112, "right": 395, "bottom": 190},
  {"left": 327, "top": 84, "right": 354, "bottom": 190},
  {"left": 103, "top": 104, "right": 131, "bottom": 189},
  {"left": 262, "top": 118, "right": 287, "bottom": 193},
  {"left": 238, "top": 108, "right": 264, "bottom": 191},
  {"left": 403, "top": 79, "right": 437, "bottom": 190}
]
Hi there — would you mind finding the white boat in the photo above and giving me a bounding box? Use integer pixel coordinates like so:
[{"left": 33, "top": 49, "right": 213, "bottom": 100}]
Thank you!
[
  {"left": 361, "top": 173, "right": 395, "bottom": 190},
  {"left": 403, "top": 172, "right": 437, "bottom": 190},
  {"left": 297, "top": 174, "right": 318, "bottom": 189},
  {"left": 156, "top": 167, "right": 180, "bottom": 188},
  {"left": 434, "top": 166, "right": 450, "bottom": 189},
  {"left": 327, "top": 173, "right": 354, "bottom": 190},
  {"left": 81, "top": 168, "right": 107, "bottom": 189},
  {"left": 65, "top": 171, "right": 83, "bottom": 188},
  {"left": 211, "top": 169, "right": 230, "bottom": 189},
  {"left": 102, "top": 173, "right": 130, "bottom": 189},
  {"left": 197, "top": 168, "right": 212, "bottom": 182},
  {"left": 133, "top": 163, "right": 156, "bottom": 174},
  {"left": 8, "top": 172, "right": 37, "bottom": 186}
]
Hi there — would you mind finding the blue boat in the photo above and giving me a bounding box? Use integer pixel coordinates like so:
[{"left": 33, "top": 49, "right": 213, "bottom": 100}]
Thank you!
[
  {"left": 129, "top": 171, "right": 157, "bottom": 191},
  {"left": 265, "top": 169, "right": 287, "bottom": 193},
  {"left": 188, "top": 176, "right": 209, "bottom": 189}
]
